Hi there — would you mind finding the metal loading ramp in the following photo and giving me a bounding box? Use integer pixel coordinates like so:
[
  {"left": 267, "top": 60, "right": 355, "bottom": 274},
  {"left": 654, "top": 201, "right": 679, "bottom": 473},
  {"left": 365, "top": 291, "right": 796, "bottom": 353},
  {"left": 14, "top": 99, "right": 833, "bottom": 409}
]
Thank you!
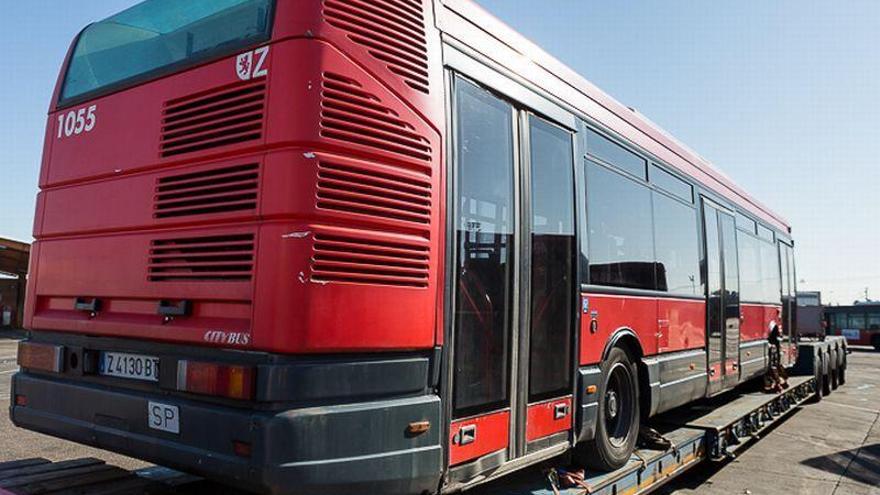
[
  {"left": 0, "top": 460, "right": 200, "bottom": 495},
  {"left": 676, "top": 375, "right": 815, "bottom": 460},
  {"left": 0, "top": 458, "right": 167, "bottom": 495},
  {"left": 481, "top": 376, "right": 817, "bottom": 495}
]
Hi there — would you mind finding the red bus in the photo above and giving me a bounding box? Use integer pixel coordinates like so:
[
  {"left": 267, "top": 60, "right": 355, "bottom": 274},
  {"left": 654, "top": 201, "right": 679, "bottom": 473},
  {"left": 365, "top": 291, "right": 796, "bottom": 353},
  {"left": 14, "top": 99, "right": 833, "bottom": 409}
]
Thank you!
[
  {"left": 12, "top": 1, "right": 799, "bottom": 493},
  {"left": 826, "top": 303, "right": 880, "bottom": 349}
]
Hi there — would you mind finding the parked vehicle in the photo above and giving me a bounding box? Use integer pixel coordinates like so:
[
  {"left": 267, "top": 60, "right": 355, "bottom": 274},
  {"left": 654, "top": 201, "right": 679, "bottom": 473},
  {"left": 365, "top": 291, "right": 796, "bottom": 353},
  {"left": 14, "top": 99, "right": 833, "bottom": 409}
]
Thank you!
[
  {"left": 826, "top": 302, "right": 880, "bottom": 349},
  {"left": 797, "top": 291, "right": 825, "bottom": 339},
  {"left": 11, "top": 1, "right": 801, "bottom": 494}
]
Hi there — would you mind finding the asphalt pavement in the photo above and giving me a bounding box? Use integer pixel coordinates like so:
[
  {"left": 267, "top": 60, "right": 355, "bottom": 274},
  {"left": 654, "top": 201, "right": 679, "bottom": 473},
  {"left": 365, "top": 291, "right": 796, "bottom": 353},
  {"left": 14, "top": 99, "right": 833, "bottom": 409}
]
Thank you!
[{"left": 658, "top": 347, "right": 880, "bottom": 495}]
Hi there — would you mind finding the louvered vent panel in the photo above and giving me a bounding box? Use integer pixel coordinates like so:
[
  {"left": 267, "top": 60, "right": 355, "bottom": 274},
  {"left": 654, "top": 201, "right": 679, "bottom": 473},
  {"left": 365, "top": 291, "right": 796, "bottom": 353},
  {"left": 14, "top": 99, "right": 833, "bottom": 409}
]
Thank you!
[
  {"left": 161, "top": 81, "right": 266, "bottom": 157},
  {"left": 154, "top": 164, "right": 259, "bottom": 218},
  {"left": 320, "top": 72, "right": 432, "bottom": 163},
  {"left": 311, "top": 233, "right": 429, "bottom": 288},
  {"left": 317, "top": 161, "right": 431, "bottom": 225},
  {"left": 324, "top": 0, "right": 430, "bottom": 94},
  {"left": 149, "top": 234, "right": 255, "bottom": 282}
]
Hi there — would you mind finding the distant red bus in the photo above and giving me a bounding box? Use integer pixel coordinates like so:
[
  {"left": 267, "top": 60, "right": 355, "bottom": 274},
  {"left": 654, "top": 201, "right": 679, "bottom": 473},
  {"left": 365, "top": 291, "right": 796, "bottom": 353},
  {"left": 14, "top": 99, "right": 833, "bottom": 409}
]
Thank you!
[
  {"left": 13, "top": 1, "right": 798, "bottom": 493},
  {"left": 826, "top": 303, "right": 880, "bottom": 349}
]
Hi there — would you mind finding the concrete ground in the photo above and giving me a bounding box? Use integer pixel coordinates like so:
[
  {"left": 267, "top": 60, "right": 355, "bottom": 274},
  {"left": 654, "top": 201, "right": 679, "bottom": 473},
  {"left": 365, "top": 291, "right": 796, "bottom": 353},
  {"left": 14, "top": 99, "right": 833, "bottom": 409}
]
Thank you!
[
  {"left": 0, "top": 331, "right": 877, "bottom": 494},
  {"left": 658, "top": 347, "right": 880, "bottom": 495}
]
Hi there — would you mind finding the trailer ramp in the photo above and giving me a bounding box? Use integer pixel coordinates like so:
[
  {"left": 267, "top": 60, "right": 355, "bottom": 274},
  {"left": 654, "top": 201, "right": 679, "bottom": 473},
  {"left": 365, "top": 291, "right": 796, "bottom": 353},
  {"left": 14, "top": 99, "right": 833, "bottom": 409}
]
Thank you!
[
  {"left": 0, "top": 458, "right": 170, "bottom": 495},
  {"left": 0, "top": 460, "right": 207, "bottom": 495},
  {"left": 481, "top": 375, "right": 817, "bottom": 495}
]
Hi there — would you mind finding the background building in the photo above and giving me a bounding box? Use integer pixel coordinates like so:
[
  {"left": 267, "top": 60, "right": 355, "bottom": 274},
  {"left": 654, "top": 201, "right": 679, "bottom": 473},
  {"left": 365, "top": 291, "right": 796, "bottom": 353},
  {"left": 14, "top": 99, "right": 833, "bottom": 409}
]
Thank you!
[{"left": 0, "top": 238, "right": 30, "bottom": 329}]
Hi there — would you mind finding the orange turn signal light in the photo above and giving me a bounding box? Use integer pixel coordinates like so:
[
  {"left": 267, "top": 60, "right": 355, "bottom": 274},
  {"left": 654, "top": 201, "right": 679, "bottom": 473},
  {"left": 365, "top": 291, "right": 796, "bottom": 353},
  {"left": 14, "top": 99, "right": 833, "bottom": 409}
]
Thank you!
[
  {"left": 586, "top": 385, "right": 598, "bottom": 395},
  {"left": 407, "top": 421, "right": 431, "bottom": 435}
]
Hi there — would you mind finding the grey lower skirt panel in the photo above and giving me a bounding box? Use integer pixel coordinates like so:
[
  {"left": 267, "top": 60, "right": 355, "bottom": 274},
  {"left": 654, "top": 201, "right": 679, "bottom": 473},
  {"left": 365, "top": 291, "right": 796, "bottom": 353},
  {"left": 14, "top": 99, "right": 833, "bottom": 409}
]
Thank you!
[
  {"left": 740, "top": 340, "right": 769, "bottom": 380},
  {"left": 11, "top": 373, "right": 442, "bottom": 495},
  {"left": 651, "top": 349, "right": 709, "bottom": 416}
]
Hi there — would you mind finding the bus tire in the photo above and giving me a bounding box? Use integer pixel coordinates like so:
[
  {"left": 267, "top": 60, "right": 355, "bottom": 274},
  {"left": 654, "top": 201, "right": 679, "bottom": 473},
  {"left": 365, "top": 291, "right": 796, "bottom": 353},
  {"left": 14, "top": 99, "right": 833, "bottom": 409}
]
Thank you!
[
  {"left": 838, "top": 351, "right": 846, "bottom": 385},
  {"left": 576, "top": 346, "right": 640, "bottom": 471}
]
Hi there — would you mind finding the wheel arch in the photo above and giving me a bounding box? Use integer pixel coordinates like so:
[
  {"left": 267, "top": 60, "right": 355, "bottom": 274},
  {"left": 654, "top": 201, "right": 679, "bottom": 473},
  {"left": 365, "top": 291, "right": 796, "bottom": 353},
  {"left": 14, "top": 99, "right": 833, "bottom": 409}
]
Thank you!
[{"left": 602, "top": 328, "right": 654, "bottom": 419}]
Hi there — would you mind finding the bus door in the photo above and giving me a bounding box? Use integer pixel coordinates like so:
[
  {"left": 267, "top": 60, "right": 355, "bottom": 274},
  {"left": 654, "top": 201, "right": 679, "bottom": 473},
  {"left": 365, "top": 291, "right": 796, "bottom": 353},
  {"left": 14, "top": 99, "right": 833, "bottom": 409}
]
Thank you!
[
  {"left": 448, "top": 77, "right": 576, "bottom": 471},
  {"left": 703, "top": 200, "right": 741, "bottom": 395},
  {"left": 779, "top": 241, "right": 797, "bottom": 366}
]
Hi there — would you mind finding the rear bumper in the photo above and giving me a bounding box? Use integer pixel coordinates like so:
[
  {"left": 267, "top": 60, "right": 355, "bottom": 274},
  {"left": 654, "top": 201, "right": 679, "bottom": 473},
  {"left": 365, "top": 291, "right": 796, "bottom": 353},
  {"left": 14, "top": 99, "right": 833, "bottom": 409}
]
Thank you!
[{"left": 11, "top": 373, "right": 442, "bottom": 495}]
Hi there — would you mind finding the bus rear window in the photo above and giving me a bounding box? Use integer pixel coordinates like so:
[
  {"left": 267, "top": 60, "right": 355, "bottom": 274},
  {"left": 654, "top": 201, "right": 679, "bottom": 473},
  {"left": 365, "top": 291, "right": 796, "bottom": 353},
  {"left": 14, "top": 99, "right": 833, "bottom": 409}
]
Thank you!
[{"left": 60, "top": 0, "right": 274, "bottom": 104}]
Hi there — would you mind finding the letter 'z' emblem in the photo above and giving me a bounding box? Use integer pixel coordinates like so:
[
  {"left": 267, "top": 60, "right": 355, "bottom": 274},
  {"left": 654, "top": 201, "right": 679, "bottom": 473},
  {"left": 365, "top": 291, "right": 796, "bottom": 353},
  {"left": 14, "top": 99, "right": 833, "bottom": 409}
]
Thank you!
[{"left": 236, "top": 46, "right": 270, "bottom": 81}]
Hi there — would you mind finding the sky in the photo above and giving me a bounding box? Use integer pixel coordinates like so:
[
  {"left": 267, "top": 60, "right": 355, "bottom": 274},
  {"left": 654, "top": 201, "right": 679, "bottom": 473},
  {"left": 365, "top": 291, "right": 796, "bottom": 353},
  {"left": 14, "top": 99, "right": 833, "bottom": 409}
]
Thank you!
[{"left": 2, "top": 1, "right": 879, "bottom": 305}]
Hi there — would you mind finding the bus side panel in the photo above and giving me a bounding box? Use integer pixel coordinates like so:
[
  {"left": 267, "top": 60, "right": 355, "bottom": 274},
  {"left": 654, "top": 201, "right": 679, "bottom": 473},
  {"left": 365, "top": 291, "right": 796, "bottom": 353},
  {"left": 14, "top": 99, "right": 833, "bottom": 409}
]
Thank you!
[
  {"left": 740, "top": 303, "right": 767, "bottom": 341},
  {"left": 657, "top": 299, "right": 706, "bottom": 352},
  {"left": 580, "top": 293, "right": 657, "bottom": 365}
]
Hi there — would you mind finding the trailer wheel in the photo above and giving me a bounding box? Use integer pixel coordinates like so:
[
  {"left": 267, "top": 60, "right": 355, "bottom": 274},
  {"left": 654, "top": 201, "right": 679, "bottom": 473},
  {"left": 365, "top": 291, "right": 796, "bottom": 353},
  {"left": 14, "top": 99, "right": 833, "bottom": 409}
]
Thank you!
[
  {"left": 831, "top": 361, "right": 839, "bottom": 390},
  {"left": 810, "top": 353, "right": 823, "bottom": 403},
  {"left": 822, "top": 353, "right": 832, "bottom": 397},
  {"left": 576, "top": 346, "right": 640, "bottom": 471}
]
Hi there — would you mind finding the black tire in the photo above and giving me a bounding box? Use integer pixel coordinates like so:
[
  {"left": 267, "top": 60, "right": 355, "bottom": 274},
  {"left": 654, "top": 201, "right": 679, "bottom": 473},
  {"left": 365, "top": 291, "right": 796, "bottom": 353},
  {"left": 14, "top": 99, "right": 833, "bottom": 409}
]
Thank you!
[
  {"left": 838, "top": 351, "right": 846, "bottom": 385},
  {"left": 822, "top": 354, "right": 832, "bottom": 397},
  {"left": 830, "top": 349, "right": 839, "bottom": 390},
  {"left": 811, "top": 354, "right": 823, "bottom": 403},
  {"left": 575, "top": 347, "right": 640, "bottom": 471}
]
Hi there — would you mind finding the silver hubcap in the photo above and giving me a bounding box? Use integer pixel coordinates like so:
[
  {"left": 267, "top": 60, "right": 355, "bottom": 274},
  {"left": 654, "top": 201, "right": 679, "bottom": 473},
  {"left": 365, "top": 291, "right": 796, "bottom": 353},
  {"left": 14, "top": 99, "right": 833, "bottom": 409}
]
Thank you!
[{"left": 606, "top": 390, "right": 619, "bottom": 419}]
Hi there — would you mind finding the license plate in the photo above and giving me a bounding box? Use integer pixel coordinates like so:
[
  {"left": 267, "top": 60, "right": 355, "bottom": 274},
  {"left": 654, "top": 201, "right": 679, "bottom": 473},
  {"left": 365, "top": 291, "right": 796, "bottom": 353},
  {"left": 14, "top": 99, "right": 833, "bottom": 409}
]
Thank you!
[
  {"left": 98, "top": 352, "right": 160, "bottom": 382},
  {"left": 147, "top": 401, "right": 180, "bottom": 434}
]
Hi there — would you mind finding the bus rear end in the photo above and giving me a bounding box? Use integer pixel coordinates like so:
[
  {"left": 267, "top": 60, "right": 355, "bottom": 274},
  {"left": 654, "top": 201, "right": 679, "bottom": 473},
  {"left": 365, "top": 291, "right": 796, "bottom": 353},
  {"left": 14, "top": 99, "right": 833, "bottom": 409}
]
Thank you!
[{"left": 12, "top": 1, "right": 445, "bottom": 493}]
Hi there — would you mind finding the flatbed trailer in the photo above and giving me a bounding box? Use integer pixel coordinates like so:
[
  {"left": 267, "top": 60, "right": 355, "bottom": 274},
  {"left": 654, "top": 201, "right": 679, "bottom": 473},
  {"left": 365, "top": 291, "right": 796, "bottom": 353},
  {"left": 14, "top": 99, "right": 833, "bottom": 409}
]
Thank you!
[
  {"left": 474, "top": 337, "right": 847, "bottom": 495},
  {"left": 0, "top": 339, "right": 847, "bottom": 495}
]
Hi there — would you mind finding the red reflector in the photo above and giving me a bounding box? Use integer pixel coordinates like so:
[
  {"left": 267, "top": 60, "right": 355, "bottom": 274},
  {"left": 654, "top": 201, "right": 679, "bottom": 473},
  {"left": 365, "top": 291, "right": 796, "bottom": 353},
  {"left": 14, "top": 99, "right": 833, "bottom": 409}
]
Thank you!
[
  {"left": 15, "top": 395, "right": 27, "bottom": 407},
  {"left": 17, "top": 342, "right": 64, "bottom": 373},
  {"left": 233, "top": 441, "right": 252, "bottom": 458},
  {"left": 177, "top": 361, "right": 255, "bottom": 400}
]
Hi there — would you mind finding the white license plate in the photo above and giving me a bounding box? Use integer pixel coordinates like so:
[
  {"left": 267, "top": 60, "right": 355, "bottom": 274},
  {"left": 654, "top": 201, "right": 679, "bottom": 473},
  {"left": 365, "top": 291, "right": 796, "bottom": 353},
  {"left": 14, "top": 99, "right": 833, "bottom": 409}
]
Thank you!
[
  {"left": 148, "top": 401, "right": 180, "bottom": 434},
  {"left": 98, "top": 352, "right": 160, "bottom": 382}
]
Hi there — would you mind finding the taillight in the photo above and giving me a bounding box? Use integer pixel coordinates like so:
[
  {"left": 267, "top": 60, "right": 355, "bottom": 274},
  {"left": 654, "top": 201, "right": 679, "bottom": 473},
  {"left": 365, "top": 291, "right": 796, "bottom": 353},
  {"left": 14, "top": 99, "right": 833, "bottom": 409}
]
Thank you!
[
  {"left": 177, "top": 361, "right": 255, "bottom": 400},
  {"left": 233, "top": 440, "right": 252, "bottom": 458},
  {"left": 17, "top": 342, "right": 64, "bottom": 373}
]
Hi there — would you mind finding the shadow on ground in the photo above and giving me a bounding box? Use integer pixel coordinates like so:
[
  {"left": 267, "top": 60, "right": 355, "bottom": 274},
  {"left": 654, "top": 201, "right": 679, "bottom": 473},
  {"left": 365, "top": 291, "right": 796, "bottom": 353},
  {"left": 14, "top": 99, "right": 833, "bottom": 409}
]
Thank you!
[{"left": 801, "top": 443, "right": 880, "bottom": 487}]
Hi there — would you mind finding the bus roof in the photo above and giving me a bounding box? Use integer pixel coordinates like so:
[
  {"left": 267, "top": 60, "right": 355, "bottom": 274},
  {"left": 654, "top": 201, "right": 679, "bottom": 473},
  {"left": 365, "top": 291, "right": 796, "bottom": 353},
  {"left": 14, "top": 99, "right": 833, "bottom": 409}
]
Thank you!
[{"left": 438, "top": 0, "right": 790, "bottom": 233}]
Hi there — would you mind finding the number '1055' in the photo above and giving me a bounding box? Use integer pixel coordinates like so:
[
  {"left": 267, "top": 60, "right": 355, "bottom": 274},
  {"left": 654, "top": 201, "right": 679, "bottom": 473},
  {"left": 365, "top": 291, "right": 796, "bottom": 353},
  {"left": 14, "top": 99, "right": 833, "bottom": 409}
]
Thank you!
[{"left": 57, "top": 105, "right": 97, "bottom": 139}]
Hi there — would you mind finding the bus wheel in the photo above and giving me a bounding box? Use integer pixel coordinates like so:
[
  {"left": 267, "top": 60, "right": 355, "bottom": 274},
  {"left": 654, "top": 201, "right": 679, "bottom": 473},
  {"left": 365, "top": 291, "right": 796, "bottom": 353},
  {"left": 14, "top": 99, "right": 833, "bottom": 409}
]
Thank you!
[
  {"left": 838, "top": 352, "right": 846, "bottom": 385},
  {"left": 872, "top": 336, "right": 880, "bottom": 352},
  {"left": 576, "top": 347, "right": 640, "bottom": 471}
]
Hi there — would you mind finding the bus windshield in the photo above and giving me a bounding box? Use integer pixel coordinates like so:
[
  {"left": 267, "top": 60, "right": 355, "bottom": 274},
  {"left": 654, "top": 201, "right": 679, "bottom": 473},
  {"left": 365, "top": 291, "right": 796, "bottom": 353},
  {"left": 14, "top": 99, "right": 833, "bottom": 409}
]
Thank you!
[{"left": 60, "top": 0, "right": 274, "bottom": 104}]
